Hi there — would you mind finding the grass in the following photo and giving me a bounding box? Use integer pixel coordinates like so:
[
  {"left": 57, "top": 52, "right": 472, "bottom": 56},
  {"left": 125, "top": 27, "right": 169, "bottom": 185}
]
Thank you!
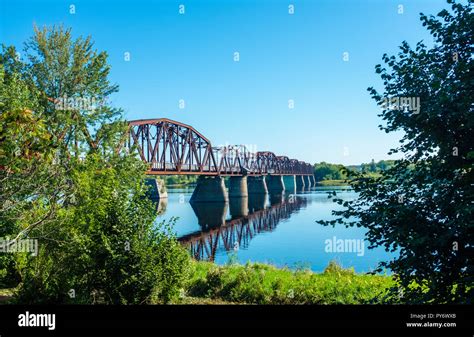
[
  {"left": 0, "top": 288, "right": 14, "bottom": 304},
  {"left": 183, "top": 260, "right": 394, "bottom": 304},
  {"left": 178, "top": 296, "right": 237, "bottom": 304},
  {"left": 1, "top": 261, "right": 394, "bottom": 305},
  {"left": 315, "top": 179, "right": 351, "bottom": 186},
  {"left": 315, "top": 173, "right": 384, "bottom": 186}
]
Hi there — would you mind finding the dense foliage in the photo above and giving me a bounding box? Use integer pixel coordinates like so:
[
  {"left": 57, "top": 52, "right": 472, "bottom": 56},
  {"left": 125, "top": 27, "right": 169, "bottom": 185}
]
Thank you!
[
  {"left": 313, "top": 162, "right": 347, "bottom": 181},
  {"left": 15, "top": 154, "right": 190, "bottom": 304},
  {"left": 346, "top": 159, "right": 396, "bottom": 173},
  {"left": 0, "top": 26, "right": 190, "bottom": 303},
  {"left": 313, "top": 160, "right": 395, "bottom": 182},
  {"left": 319, "top": 0, "right": 473, "bottom": 303}
]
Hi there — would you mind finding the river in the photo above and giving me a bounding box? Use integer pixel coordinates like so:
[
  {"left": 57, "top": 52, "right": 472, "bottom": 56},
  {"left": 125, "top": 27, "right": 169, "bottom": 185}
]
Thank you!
[{"left": 155, "top": 185, "right": 395, "bottom": 273}]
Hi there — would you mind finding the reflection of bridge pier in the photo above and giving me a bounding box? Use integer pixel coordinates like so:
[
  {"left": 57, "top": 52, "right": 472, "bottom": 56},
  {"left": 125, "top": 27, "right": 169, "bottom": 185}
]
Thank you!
[
  {"left": 181, "top": 193, "right": 310, "bottom": 261},
  {"left": 248, "top": 193, "right": 267, "bottom": 213},
  {"left": 190, "top": 202, "right": 228, "bottom": 230},
  {"left": 151, "top": 197, "right": 168, "bottom": 215},
  {"left": 269, "top": 193, "right": 284, "bottom": 205},
  {"left": 229, "top": 197, "right": 249, "bottom": 219}
]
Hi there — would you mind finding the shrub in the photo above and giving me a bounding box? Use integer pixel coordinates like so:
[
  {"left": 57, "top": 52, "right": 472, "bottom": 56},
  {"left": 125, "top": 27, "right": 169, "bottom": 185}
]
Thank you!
[{"left": 14, "top": 154, "right": 191, "bottom": 304}]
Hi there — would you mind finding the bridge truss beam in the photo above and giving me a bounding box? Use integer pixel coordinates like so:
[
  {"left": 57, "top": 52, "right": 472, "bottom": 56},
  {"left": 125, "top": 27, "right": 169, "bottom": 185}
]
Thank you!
[{"left": 122, "top": 118, "right": 314, "bottom": 176}]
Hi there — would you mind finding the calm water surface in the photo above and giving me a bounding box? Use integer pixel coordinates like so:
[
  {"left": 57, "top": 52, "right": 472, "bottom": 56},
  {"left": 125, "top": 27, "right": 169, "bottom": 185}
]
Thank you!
[{"left": 155, "top": 186, "right": 395, "bottom": 273}]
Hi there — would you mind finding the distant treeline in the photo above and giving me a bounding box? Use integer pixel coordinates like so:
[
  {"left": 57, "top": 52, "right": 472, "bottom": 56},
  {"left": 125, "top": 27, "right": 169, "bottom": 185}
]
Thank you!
[
  {"left": 161, "top": 175, "right": 198, "bottom": 186},
  {"left": 313, "top": 160, "right": 396, "bottom": 181},
  {"left": 160, "top": 160, "right": 396, "bottom": 185}
]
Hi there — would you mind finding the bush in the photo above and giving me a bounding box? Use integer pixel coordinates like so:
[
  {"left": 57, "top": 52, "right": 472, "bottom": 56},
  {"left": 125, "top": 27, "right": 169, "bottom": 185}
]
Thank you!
[
  {"left": 0, "top": 254, "right": 20, "bottom": 289},
  {"left": 14, "top": 154, "right": 191, "bottom": 304}
]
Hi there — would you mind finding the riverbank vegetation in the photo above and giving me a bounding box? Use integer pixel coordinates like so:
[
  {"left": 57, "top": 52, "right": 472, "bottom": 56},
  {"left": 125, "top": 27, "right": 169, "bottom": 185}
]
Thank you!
[
  {"left": 1, "top": 260, "right": 394, "bottom": 304},
  {"left": 313, "top": 161, "right": 392, "bottom": 185},
  {"left": 318, "top": 0, "right": 473, "bottom": 304},
  {"left": 315, "top": 179, "right": 350, "bottom": 186},
  {"left": 183, "top": 260, "right": 393, "bottom": 305}
]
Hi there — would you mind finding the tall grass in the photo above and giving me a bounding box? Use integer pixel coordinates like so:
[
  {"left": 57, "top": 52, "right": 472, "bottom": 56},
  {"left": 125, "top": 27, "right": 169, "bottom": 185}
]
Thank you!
[{"left": 185, "top": 260, "right": 393, "bottom": 304}]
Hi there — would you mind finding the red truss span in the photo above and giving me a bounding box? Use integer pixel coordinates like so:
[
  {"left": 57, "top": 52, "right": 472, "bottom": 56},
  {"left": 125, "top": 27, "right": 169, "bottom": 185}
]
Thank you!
[{"left": 122, "top": 118, "right": 313, "bottom": 176}]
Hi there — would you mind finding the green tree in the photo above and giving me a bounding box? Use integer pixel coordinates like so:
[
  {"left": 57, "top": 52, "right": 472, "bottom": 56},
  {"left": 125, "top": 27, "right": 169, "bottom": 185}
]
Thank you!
[
  {"left": 1, "top": 26, "right": 191, "bottom": 303},
  {"left": 15, "top": 154, "right": 190, "bottom": 304},
  {"left": 369, "top": 159, "right": 376, "bottom": 173},
  {"left": 0, "top": 58, "right": 67, "bottom": 287},
  {"left": 313, "top": 162, "right": 346, "bottom": 181},
  {"left": 24, "top": 25, "right": 124, "bottom": 157},
  {"left": 319, "top": 0, "right": 473, "bottom": 303}
]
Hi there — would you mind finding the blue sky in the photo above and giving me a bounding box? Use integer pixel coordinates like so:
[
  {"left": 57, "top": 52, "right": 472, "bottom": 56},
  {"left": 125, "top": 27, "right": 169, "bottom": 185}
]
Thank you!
[{"left": 0, "top": 0, "right": 449, "bottom": 165}]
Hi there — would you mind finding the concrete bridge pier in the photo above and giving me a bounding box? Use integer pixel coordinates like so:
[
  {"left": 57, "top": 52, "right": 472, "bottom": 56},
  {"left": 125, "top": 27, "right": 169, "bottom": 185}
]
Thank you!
[
  {"left": 305, "top": 175, "right": 312, "bottom": 188},
  {"left": 229, "top": 176, "right": 248, "bottom": 198},
  {"left": 247, "top": 176, "right": 268, "bottom": 194},
  {"left": 311, "top": 175, "right": 316, "bottom": 185},
  {"left": 190, "top": 176, "right": 229, "bottom": 203},
  {"left": 296, "top": 175, "right": 305, "bottom": 189},
  {"left": 145, "top": 178, "right": 168, "bottom": 200},
  {"left": 282, "top": 175, "right": 296, "bottom": 194},
  {"left": 267, "top": 175, "right": 285, "bottom": 194}
]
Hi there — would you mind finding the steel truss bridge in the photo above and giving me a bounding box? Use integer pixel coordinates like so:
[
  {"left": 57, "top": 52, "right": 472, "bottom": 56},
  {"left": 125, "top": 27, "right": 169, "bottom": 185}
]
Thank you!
[{"left": 120, "top": 118, "right": 313, "bottom": 176}]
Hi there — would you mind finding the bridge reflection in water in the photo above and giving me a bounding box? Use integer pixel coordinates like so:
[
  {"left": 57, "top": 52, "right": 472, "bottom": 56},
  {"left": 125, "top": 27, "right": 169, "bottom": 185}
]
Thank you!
[{"left": 178, "top": 193, "right": 310, "bottom": 261}]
